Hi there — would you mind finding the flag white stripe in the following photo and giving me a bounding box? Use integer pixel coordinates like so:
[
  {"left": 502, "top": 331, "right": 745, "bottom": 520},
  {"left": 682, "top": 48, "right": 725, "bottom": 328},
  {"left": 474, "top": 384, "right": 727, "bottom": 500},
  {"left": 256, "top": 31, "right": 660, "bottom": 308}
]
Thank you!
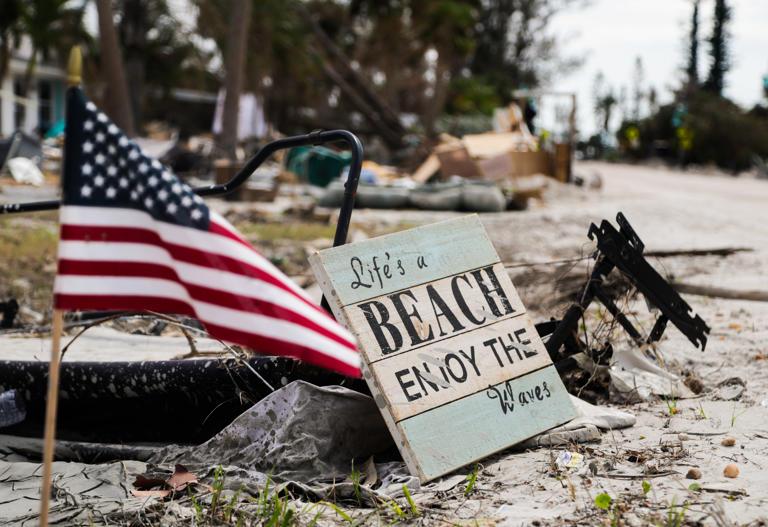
[
  {"left": 57, "top": 240, "right": 354, "bottom": 342},
  {"left": 60, "top": 205, "right": 312, "bottom": 302},
  {"left": 55, "top": 275, "right": 359, "bottom": 366}
]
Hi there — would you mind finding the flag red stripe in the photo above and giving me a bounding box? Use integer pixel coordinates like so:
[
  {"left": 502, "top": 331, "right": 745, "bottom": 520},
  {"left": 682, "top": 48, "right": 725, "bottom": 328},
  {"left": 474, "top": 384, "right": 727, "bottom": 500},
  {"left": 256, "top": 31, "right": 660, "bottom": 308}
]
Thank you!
[
  {"left": 203, "top": 322, "right": 362, "bottom": 377},
  {"left": 60, "top": 224, "right": 324, "bottom": 314},
  {"left": 55, "top": 293, "right": 358, "bottom": 375},
  {"left": 57, "top": 259, "right": 356, "bottom": 350},
  {"left": 55, "top": 294, "right": 194, "bottom": 318},
  {"left": 208, "top": 218, "right": 251, "bottom": 247}
]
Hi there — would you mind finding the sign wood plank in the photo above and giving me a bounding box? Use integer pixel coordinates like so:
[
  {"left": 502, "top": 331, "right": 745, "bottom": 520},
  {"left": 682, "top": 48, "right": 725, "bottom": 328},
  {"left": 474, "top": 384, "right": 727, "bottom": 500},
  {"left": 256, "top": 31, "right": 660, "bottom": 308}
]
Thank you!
[
  {"left": 311, "top": 215, "right": 499, "bottom": 306},
  {"left": 398, "top": 365, "right": 571, "bottom": 480},
  {"left": 342, "top": 262, "right": 526, "bottom": 362},
  {"left": 309, "top": 215, "right": 576, "bottom": 482},
  {"left": 369, "top": 315, "right": 551, "bottom": 421}
]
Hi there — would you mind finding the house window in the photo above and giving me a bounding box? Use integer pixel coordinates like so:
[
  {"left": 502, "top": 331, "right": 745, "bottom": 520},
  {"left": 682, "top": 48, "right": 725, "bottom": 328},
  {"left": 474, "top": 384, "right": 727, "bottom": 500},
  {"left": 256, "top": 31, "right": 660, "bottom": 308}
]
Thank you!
[{"left": 38, "top": 80, "right": 52, "bottom": 127}]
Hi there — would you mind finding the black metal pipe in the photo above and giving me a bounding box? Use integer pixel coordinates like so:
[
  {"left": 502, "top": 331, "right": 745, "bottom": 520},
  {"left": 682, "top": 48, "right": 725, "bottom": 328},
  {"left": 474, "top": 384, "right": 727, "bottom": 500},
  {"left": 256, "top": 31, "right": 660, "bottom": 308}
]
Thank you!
[{"left": 0, "top": 130, "right": 363, "bottom": 248}]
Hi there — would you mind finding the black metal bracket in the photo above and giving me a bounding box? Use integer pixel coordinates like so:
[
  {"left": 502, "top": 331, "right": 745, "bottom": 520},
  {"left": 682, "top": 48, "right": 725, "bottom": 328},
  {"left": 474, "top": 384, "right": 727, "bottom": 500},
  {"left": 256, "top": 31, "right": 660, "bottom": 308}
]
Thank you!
[{"left": 540, "top": 212, "right": 710, "bottom": 370}]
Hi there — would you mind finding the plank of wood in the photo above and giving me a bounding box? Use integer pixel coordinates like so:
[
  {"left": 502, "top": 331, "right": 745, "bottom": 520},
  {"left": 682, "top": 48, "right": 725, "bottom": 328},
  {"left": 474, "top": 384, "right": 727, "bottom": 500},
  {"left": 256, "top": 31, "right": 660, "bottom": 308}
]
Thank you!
[
  {"left": 644, "top": 247, "right": 752, "bottom": 258},
  {"left": 673, "top": 282, "right": 768, "bottom": 302},
  {"left": 308, "top": 215, "right": 499, "bottom": 306},
  {"left": 398, "top": 365, "right": 575, "bottom": 481},
  {"left": 371, "top": 315, "right": 552, "bottom": 421},
  {"left": 411, "top": 153, "right": 441, "bottom": 184},
  {"left": 462, "top": 132, "right": 530, "bottom": 159},
  {"left": 343, "top": 262, "right": 526, "bottom": 362}
]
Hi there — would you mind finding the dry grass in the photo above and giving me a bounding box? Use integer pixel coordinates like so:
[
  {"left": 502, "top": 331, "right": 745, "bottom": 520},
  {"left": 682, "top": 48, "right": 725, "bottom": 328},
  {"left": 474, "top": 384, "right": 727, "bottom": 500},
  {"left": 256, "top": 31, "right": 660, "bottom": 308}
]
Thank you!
[
  {"left": 0, "top": 214, "right": 59, "bottom": 320},
  {"left": 235, "top": 221, "right": 337, "bottom": 243}
]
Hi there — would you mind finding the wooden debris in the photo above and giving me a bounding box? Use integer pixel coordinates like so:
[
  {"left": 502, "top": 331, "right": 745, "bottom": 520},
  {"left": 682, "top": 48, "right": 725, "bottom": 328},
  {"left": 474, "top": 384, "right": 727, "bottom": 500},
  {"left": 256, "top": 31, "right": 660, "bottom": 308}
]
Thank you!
[
  {"left": 673, "top": 282, "right": 768, "bottom": 302},
  {"left": 434, "top": 146, "right": 481, "bottom": 179},
  {"left": 411, "top": 154, "right": 441, "bottom": 184},
  {"left": 462, "top": 132, "right": 536, "bottom": 158},
  {"left": 644, "top": 247, "right": 753, "bottom": 258}
]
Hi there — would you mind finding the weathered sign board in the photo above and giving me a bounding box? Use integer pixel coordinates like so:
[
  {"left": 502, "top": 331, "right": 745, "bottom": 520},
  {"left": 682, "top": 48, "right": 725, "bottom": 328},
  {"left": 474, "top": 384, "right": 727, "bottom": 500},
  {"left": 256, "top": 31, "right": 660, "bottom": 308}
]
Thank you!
[{"left": 310, "top": 215, "right": 577, "bottom": 481}]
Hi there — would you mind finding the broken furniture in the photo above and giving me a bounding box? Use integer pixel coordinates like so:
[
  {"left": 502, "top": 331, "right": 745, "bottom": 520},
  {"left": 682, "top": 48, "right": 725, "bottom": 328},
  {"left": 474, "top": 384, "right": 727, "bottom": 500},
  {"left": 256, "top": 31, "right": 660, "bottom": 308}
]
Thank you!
[{"left": 537, "top": 212, "right": 710, "bottom": 372}]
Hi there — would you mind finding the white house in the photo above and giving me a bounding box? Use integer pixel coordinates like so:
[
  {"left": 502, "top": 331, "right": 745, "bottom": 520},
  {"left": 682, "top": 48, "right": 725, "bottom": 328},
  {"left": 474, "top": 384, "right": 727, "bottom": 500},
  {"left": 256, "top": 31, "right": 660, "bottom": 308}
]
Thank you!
[{"left": 0, "top": 37, "right": 67, "bottom": 138}]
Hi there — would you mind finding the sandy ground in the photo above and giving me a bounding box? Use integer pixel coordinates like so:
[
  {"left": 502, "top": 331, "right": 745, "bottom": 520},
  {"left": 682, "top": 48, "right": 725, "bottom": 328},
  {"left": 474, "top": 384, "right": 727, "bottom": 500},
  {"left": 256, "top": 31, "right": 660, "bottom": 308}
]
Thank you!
[
  {"left": 2, "top": 161, "right": 768, "bottom": 525},
  {"left": 345, "top": 162, "right": 768, "bottom": 526}
]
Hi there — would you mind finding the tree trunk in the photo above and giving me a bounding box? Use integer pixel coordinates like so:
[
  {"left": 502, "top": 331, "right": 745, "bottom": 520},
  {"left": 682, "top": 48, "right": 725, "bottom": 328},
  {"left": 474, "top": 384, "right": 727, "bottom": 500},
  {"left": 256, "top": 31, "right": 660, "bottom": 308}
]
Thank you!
[
  {"left": 315, "top": 55, "right": 404, "bottom": 148},
  {"left": 122, "top": 0, "right": 147, "bottom": 132},
  {"left": 95, "top": 0, "right": 135, "bottom": 136},
  {"left": 297, "top": 5, "right": 406, "bottom": 148},
  {"left": 422, "top": 56, "right": 452, "bottom": 140},
  {"left": 219, "top": 0, "right": 252, "bottom": 161}
]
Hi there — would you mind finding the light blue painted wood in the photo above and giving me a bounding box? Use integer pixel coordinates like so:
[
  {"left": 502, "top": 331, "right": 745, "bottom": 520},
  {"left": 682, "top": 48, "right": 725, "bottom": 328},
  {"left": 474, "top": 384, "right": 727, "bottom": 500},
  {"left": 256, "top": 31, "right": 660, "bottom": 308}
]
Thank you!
[
  {"left": 399, "top": 365, "right": 576, "bottom": 481},
  {"left": 312, "top": 215, "right": 499, "bottom": 306}
]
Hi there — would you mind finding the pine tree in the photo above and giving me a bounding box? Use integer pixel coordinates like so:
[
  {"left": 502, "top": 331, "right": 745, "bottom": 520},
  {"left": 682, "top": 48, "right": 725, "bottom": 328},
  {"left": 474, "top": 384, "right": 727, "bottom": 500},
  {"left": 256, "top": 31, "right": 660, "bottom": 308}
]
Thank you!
[{"left": 704, "top": 0, "right": 730, "bottom": 96}]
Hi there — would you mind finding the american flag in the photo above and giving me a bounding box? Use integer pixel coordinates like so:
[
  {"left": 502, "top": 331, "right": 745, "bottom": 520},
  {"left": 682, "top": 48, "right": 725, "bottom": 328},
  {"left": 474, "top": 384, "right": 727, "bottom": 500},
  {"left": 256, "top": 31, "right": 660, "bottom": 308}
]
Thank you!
[{"left": 54, "top": 88, "right": 360, "bottom": 377}]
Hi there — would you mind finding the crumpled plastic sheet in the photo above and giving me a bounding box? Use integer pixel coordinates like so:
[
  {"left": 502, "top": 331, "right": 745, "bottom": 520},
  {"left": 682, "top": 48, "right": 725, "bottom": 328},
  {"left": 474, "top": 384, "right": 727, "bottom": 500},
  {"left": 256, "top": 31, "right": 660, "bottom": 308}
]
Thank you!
[
  {"left": 0, "top": 459, "right": 148, "bottom": 526},
  {"left": 608, "top": 342, "right": 694, "bottom": 402},
  {"left": 150, "top": 380, "right": 416, "bottom": 504}
]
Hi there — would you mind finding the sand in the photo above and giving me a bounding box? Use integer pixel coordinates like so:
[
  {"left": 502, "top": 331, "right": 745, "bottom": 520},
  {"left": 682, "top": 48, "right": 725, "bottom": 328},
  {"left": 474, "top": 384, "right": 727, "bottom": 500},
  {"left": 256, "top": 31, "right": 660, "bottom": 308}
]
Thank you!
[{"left": 2, "top": 161, "right": 767, "bottom": 525}]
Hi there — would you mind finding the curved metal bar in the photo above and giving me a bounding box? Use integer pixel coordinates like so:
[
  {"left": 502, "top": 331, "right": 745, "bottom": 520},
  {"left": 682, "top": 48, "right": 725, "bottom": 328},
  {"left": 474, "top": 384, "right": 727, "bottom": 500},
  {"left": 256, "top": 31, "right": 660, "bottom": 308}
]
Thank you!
[{"left": 0, "top": 129, "right": 363, "bottom": 247}]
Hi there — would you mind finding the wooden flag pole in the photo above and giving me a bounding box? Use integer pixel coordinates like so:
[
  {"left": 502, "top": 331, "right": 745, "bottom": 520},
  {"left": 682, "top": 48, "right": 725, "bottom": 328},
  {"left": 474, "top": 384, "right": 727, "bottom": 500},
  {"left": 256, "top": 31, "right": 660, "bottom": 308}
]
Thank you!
[
  {"left": 39, "top": 45, "right": 81, "bottom": 527},
  {"left": 38, "top": 309, "right": 63, "bottom": 526}
]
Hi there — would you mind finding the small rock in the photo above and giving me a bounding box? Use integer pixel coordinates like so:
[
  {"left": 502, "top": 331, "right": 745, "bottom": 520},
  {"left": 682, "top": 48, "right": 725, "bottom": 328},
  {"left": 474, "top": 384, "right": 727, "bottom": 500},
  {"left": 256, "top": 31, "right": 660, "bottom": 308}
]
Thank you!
[
  {"left": 686, "top": 468, "right": 702, "bottom": 479},
  {"left": 684, "top": 375, "right": 705, "bottom": 394},
  {"left": 721, "top": 437, "right": 736, "bottom": 447},
  {"left": 678, "top": 433, "right": 691, "bottom": 441},
  {"left": 723, "top": 464, "right": 739, "bottom": 478}
]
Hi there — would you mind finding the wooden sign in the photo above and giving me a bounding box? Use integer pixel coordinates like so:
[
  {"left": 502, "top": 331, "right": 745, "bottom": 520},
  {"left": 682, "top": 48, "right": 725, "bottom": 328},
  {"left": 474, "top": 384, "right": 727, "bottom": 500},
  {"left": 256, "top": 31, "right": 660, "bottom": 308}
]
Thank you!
[{"left": 310, "top": 215, "right": 576, "bottom": 481}]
